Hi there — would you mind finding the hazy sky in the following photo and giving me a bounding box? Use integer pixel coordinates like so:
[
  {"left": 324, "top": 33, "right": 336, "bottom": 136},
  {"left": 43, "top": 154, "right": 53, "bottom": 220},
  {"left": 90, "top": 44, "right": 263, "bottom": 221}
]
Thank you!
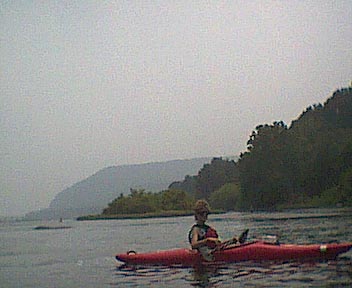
[{"left": 1, "top": 1, "right": 351, "bottom": 217}]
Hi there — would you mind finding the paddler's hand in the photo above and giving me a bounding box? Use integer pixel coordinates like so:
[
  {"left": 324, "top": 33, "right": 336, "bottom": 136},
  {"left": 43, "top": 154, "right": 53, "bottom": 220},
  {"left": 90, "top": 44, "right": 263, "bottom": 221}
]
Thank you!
[{"left": 206, "top": 238, "right": 221, "bottom": 249}]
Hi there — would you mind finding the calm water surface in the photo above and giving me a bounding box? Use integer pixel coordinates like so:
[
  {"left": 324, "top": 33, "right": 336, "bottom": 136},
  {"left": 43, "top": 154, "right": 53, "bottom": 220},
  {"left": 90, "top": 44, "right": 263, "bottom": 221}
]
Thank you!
[{"left": 1, "top": 208, "right": 351, "bottom": 287}]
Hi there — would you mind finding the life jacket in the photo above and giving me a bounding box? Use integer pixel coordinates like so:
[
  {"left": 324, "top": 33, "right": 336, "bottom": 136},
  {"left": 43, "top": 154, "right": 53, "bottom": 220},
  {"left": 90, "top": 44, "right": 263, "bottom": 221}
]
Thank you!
[{"left": 188, "top": 224, "right": 219, "bottom": 248}]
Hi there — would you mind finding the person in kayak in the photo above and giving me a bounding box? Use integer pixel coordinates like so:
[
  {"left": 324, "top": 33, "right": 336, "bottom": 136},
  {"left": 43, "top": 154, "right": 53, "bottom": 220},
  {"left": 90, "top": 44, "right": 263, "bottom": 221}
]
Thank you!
[
  {"left": 188, "top": 200, "right": 246, "bottom": 261},
  {"left": 188, "top": 200, "right": 221, "bottom": 250}
]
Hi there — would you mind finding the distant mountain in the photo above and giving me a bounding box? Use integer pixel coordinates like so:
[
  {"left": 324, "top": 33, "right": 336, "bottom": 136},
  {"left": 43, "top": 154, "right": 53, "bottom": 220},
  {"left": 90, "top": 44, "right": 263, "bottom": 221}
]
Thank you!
[{"left": 25, "top": 157, "right": 211, "bottom": 220}]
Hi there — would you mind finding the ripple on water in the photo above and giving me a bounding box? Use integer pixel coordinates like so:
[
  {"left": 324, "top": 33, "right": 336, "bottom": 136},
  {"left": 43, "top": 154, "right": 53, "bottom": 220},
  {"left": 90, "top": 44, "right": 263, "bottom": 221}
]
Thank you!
[
  {"left": 112, "top": 256, "right": 352, "bottom": 288},
  {"left": 1, "top": 208, "right": 351, "bottom": 287}
]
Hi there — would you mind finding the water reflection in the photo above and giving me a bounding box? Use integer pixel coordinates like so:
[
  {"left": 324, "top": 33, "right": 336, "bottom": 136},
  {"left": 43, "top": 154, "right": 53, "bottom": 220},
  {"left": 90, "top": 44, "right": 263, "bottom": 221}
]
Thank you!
[
  {"left": 115, "top": 264, "right": 187, "bottom": 287},
  {"left": 115, "top": 257, "right": 352, "bottom": 288},
  {"left": 188, "top": 259, "right": 345, "bottom": 287},
  {"left": 188, "top": 265, "right": 219, "bottom": 287}
]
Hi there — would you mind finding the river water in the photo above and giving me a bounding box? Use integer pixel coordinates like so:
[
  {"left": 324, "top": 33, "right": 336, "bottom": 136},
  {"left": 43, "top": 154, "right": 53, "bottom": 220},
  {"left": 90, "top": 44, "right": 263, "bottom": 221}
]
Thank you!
[{"left": 1, "top": 208, "right": 351, "bottom": 287}]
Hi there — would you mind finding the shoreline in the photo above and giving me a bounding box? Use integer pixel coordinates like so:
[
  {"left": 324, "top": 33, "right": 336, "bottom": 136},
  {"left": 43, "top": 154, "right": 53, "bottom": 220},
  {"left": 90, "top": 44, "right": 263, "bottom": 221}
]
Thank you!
[{"left": 76, "top": 210, "right": 225, "bottom": 221}]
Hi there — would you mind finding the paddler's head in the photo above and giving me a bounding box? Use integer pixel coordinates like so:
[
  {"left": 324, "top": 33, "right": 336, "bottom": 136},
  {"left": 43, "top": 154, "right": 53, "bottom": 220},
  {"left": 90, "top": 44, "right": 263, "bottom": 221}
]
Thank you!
[{"left": 194, "top": 199, "right": 210, "bottom": 222}]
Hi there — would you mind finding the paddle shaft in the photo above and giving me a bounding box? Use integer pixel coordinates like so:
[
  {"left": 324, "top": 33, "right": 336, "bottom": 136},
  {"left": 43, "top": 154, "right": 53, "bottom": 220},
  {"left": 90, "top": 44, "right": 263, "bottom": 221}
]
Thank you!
[{"left": 212, "top": 229, "right": 249, "bottom": 252}]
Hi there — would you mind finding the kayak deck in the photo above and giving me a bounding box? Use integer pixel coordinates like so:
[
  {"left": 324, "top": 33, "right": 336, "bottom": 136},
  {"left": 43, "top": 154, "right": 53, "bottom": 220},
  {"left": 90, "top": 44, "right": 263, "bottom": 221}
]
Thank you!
[
  {"left": 116, "top": 241, "right": 352, "bottom": 266},
  {"left": 215, "top": 241, "right": 352, "bottom": 263}
]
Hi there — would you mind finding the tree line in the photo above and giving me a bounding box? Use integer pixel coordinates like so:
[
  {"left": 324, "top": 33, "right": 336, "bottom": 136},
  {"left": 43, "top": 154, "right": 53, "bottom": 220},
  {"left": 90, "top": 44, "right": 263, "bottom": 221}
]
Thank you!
[
  {"left": 103, "top": 86, "right": 352, "bottom": 214},
  {"left": 102, "top": 188, "right": 195, "bottom": 215}
]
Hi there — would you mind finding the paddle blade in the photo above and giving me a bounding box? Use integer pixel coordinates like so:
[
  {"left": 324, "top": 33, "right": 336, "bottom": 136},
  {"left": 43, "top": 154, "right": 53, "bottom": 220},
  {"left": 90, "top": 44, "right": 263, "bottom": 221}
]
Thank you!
[{"left": 239, "top": 229, "right": 249, "bottom": 244}]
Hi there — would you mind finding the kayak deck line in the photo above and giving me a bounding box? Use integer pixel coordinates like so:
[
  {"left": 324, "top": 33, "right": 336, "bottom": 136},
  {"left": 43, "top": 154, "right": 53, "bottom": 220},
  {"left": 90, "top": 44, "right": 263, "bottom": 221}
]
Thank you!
[{"left": 115, "top": 241, "right": 352, "bottom": 266}]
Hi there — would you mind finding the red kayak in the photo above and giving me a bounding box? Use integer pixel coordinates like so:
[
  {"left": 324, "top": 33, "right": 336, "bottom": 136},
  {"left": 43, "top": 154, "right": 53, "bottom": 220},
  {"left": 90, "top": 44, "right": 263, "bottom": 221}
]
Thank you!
[{"left": 116, "top": 241, "right": 352, "bottom": 266}]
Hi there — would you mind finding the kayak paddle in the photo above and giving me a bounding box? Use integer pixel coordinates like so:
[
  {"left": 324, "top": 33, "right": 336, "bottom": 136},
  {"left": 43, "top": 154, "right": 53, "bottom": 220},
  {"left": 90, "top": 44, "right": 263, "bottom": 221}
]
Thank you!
[{"left": 212, "top": 229, "right": 250, "bottom": 252}]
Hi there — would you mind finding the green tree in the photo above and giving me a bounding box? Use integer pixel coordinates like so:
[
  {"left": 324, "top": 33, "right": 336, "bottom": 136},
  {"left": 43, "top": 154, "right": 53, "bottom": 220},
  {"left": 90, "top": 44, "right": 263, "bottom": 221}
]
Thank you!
[
  {"left": 338, "top": 167, "right": 352, "bottom": 206},
  {"left": 239, "top": 121, "right": 288, "bottom": 210},
  {"left": 238, "top": 86, "right": 352, "bottom": 210},
  {"left": 102, "top": 188, "right": 195, "bottom": 215},
  {"left": 103, "top": 188, "right": 156, "bottom": 214},
  {"left": 168, "top": 175, "right": 198, "bottom": 195},
  {"left": 209, "top": 183, "right": 242, "bottom": 211},
  {"left": 159, "top": 189, "right": 194, "bottom": 210},
  {"left": 196, "top": 157, "right": 239, "bottom": 200}
]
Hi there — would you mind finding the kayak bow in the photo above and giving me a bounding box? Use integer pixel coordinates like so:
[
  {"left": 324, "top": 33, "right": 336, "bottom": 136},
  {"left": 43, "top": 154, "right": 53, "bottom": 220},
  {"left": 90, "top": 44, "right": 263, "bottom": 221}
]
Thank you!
[{"left": 115, "top": 241, "right": 352, "bottom": 266}]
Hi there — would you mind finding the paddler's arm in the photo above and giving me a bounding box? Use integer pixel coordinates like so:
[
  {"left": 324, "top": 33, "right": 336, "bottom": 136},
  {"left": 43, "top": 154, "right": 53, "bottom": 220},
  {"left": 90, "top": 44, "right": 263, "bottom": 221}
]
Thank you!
[{"left": 190, "top": 227, "right": 220, "bottom": 249}]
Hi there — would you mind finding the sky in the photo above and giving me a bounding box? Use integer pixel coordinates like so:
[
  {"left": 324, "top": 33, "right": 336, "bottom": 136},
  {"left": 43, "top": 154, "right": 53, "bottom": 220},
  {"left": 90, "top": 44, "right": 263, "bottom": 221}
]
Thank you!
[{"left": 1, "top": 1, "right": 351, "bottom": 217}]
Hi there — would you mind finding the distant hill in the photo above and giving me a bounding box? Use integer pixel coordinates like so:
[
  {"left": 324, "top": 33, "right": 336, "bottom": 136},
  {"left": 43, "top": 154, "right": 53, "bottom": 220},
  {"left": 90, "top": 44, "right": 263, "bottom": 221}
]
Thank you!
[{"left": 25, "top": 157, "right": 211, "bottom": 220}]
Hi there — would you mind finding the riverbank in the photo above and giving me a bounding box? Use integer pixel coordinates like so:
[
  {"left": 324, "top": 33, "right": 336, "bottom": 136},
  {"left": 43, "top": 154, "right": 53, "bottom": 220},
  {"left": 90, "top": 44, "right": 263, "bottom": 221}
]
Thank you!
[{"left": 76, "top": 209, "right": 224, "bottom": 221}]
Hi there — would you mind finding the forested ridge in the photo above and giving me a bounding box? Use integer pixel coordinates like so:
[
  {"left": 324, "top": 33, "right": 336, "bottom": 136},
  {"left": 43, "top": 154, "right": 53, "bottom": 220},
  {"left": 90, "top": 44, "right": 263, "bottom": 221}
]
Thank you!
[
  {"left": 239, "top": 87, "right": 352, "bottom": 210},
  {"left": 103, "top": 86, "right": 352, "bottom": 215}
]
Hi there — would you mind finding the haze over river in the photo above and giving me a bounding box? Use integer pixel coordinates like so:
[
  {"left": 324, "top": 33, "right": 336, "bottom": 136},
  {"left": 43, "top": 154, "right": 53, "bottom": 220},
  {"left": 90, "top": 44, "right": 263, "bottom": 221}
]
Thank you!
[{"left": 1, "top": 208, "right": 351, "bottom": 287}]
